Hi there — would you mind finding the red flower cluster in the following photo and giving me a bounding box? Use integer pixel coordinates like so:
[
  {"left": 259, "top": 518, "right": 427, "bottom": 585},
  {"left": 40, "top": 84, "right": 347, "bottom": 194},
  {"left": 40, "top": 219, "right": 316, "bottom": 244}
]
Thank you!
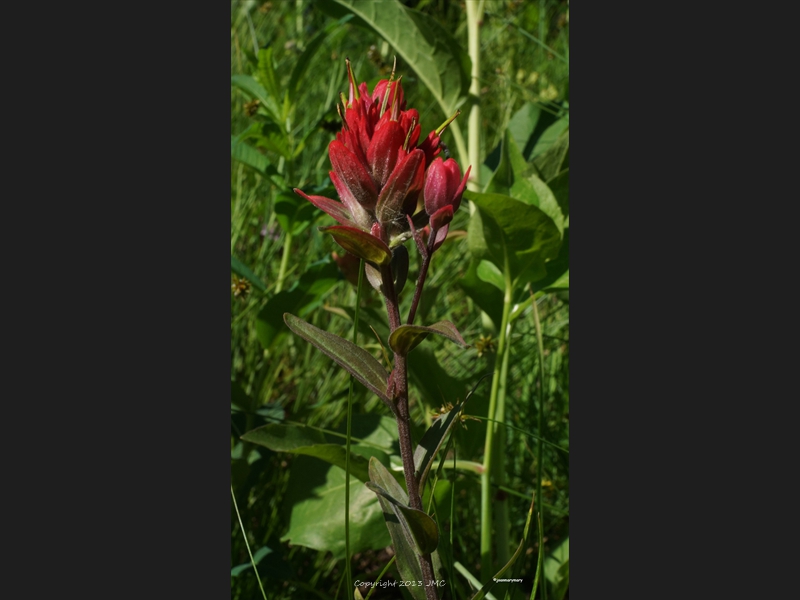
[{"left": 294, "top": 59, "right": 470, "bottom": 271}]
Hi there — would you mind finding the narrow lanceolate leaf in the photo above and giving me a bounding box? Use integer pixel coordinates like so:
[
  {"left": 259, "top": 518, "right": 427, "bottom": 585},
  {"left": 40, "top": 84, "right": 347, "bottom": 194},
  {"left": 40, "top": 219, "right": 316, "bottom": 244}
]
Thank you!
[
  {"left": 367, "top": 458, "right": 425, "bottom": 599},
  {"left": 365, "top": 482, "right": 439, "bottom": 555},
  {"left": 284, "top": 313, "right": 391, "bottom": 404},
  {"left": 241, "top": 423, "right": 372, "bottom": 482},
  {"left": 319, "top": 225, "right": 392, "bottom": 268},
  {"left": 414, "top": 400, "right": 465, "bottom": 490},
  {"left": 388, "top": 320, "right": 469, "bottom": 355}
]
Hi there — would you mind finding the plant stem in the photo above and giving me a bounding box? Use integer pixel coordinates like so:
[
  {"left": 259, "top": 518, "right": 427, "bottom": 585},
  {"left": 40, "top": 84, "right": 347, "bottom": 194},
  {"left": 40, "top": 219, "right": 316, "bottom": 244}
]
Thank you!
[
  {"left": 493, "top": 324, "right": 512, "bottom": 568},
  {"left": 275, "top": 231, "right": 292, "bottom": 293},
  {"left": 406, "top": 238, "right": 434, "bottom": 325},
  {"left": 480, "top": 247, "right": 512, "bottom": 581},
  {"left": 380, "top": 262, "right": 439, "bottom": 600},
  {"left": 466, "top": 0, "right": 484, "bottom": 192},
  {"left": 530, "top": 288, "right": 547, "bottom": 600}
]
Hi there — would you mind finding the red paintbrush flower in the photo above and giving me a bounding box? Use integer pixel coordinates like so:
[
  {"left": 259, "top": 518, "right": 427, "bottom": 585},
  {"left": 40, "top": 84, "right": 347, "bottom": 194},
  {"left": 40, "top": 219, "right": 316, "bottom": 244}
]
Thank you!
[{"left": 294, "top": 58, "right": 469, "bottom": 269}]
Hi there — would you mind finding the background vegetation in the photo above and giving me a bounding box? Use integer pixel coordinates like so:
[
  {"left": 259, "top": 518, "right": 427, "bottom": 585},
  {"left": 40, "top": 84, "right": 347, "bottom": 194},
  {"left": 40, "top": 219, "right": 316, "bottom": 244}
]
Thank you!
[{"left": 231, "top": 1, "right": 569, "bottom": 598}]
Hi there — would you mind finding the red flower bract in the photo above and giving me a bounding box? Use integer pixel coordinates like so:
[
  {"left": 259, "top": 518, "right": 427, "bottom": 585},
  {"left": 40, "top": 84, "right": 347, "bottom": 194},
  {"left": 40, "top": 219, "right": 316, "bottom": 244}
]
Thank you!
[{"left": 294, "top": 58, "right": 469, "bottom": 259}]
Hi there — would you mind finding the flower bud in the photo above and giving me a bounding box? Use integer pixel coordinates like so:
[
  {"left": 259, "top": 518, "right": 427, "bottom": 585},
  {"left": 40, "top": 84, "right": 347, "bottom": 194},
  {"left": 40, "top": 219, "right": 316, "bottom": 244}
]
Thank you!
[{"left": 423, "top": 158, "right": 470, "bottom": 221}]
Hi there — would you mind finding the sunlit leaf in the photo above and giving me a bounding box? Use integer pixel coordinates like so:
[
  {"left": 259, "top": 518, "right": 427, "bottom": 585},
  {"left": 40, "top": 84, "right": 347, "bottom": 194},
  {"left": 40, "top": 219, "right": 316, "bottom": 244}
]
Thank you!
[
  {"left": 319, "top": 225, "right": 392, "bottom": 268},
  {"left": 465, "top": 191, "right": 561, "bottom": 285},
  {"left": 318, "top": 0, "right": 470, "bottom": 116},
  {"left": 281, "top": 456, "right": 390, "bottom": 559},
  {"left": 476, "top": 260, "right": 504, "bottom": 292}
]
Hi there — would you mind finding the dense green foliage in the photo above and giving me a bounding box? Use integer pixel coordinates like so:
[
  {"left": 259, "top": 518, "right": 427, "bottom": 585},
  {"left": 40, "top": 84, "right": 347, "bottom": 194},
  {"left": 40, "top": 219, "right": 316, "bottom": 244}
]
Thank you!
[{"left": 231, "top": 1, "right": 569, "bottom": 598}]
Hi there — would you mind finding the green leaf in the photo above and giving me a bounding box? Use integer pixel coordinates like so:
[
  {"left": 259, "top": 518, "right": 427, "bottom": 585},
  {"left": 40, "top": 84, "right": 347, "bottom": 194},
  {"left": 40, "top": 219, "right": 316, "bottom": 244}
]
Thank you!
[
  {"left": 468, "top": 538, "right": 525, "bottom": 600},
  {"left": 387, "top": 320, "right": 468, "bottom": 355},
  {"left": 483, "top": 130, "right": 565, "bottom": 235},
  {"left": 241, "top": 423, "right": 373, "bottom": 482},
  {"left": 284, "top": 313, "right": 392, "bottom": 405},
  {"left": 459, "top": 259, "right": 503, "bottom": 328},
  {"left": 231, "top": 255, "right": 266, "bottom": 292},
  {"left": 544, "top": 269, "right": 569, "bottom": 292},
  {"left": 413, "top": 400, "right": 466, "bottom": 490},
  {"left": 230, "top": 135, "right": 270, "bottom": 174},
  {"left": 231, "top": 74, "right": 281, "bottom": 125},
  {"left": 230, "top": 545, "right": 292, "bottom": 579},
  {"left": 281, "top": 456, "right": 390, "bottom": 559},
  {"left": 531, "top": 120, "right": 569, "bottom": 166},
  {"left": 318, "top": 0, "right": 470, "bottom": 116},
  {"left": 547, "top": 168, "right": 569, "bottom": 219},
  {"left": 476, "top": 260, "right": 504, "bottom": 292},
  {"left": 483, "top": 131, "right": 528, "bottom": 197},
  {"left": 256, "top": 48, "right": 281, "bottom": 114},
  {"left": 255, "top": 259, "right": 340, "bottom": 349},
  {"left": 274, "top": 191, "right": 316, "bottom": 237},
  {"left": 464, "top": 191, "right": 562, "bottom": 285},
  {"left": 365, "top": 481, "right": 439, "bottom": 555},
  {"left": 531, "top": 227, "right": 569, "bottom": 293},
  {"left": 319, "top": 225, "right": 392, "bottom": 268},
  {"left": 544, "top": 536, "right": 570, "bottom": 600},
  {"left": 366, "top": 458, "right": 424, "bottom": 595}
]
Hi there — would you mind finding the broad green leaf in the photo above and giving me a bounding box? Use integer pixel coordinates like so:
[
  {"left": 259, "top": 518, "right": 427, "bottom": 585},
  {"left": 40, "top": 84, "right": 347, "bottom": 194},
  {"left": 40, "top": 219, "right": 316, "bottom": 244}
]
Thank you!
[
  {"left": 241, "top": 423, "right": 372, "bottom": 482},
  {"left": 365, "top": 481, "right": 439, "bottom": 555},
  {"left": 231, "top": 255, "right": 266, "bottom": 292},
  {"left": 531, "top": 119, "right": 569, "bottom": 165},
  {"left": 483, "top": 130, "right": 565, "bottom": 234},
  {"left": 548, "top": 167, "right": 569, "bottom": 219},
  {"left": 476, "top": 260, "right": 504, "bottom": 292},
  {"left": 318, "top": 0, "right": 470, "bottom": 116},
  {"left": 507, "top": 102, "right": 545, "bottom": 157},
  {"left": 319, "top": 225, "right": 392, "bottom": 268},
  {"left": 523, "top": 173, "right": 565, "bottom": 235},
  {"left": 464, "top": 191, "right": 562, "bottom": 285},
  {"left": 387, "top": 320, "right": 468, "bottom": 356},
  {"left": 281, "top": 456, "right": 390, "bottom": 559},
  {"left": 531, "top": 227, "right": 569, "bottom": 293},
  {"left": 533, "top": 128, "right": 569, "bottom": 183},
  {"left": 483, "top": 132, "right": 528, "bottom": 196},
  {"left": 544, "top": 536, "right": 569, "bottom": 600},
  {"left": 284, "top": 313, "right": 391, "bottom": 404},
  {"left": 544, "top": 269, "right": 569, "bottom": 292},
  {"left": 459, "top": 259, "right": 503, "bottom": 328}
]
